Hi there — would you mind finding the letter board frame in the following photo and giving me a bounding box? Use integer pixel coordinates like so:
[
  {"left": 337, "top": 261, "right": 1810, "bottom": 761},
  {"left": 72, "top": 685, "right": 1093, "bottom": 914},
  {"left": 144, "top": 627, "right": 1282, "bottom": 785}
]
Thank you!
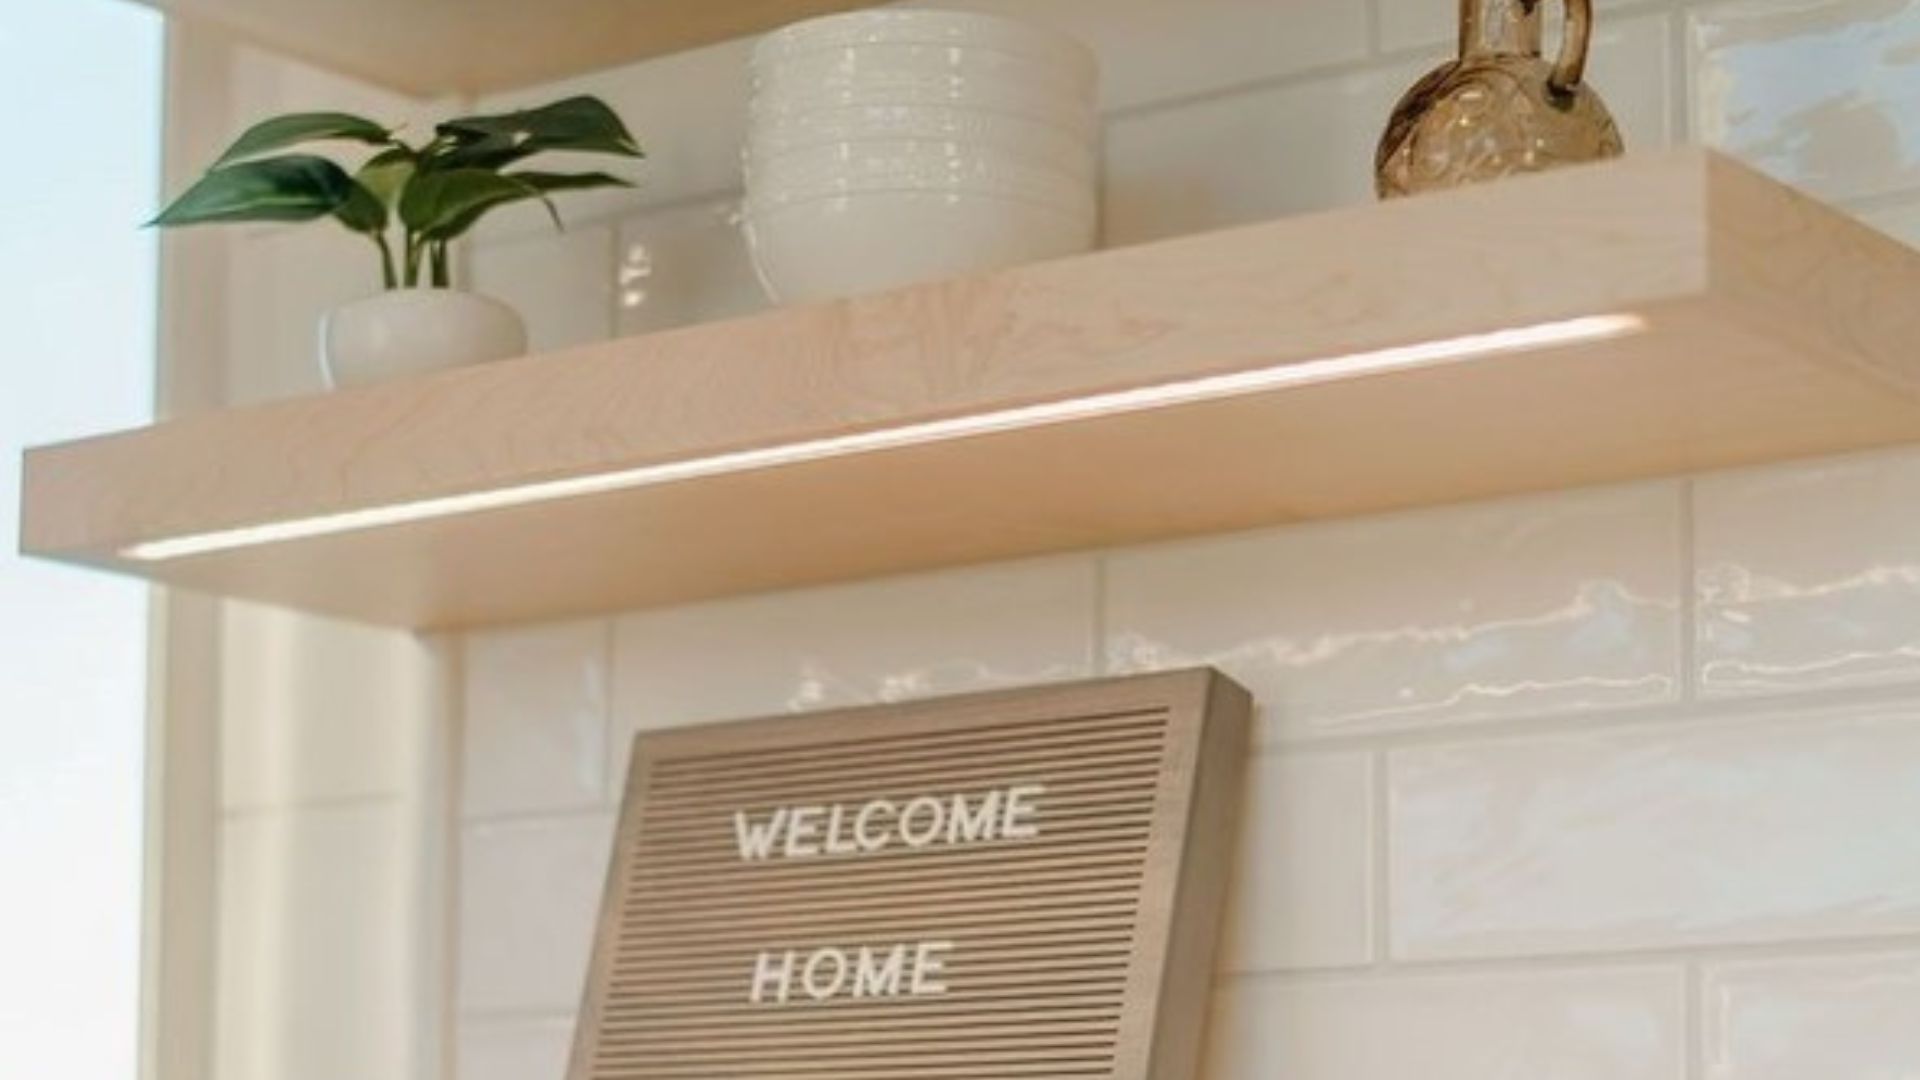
[{"left": 569, "top": 667, "right": 1252, "bottom": 1080}]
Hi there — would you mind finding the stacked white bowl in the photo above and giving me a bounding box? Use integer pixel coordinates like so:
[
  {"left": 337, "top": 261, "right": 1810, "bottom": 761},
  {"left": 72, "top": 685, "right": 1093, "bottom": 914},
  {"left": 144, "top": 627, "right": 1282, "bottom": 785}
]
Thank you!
[{"left": 744, "top": 10, "right": 1100, "bottom": 304}]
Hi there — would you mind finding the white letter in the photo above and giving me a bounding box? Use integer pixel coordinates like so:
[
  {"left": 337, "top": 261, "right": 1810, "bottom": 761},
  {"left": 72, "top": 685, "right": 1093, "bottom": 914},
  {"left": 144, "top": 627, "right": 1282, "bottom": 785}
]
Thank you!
[
  {"left": 749, "top": 950, "right": 794, "bottom": 1004},
  {"left": 1002, "top": 784, "right": 1045, "bottom": 840},
  {"left": 854, "top": 799, "right": 895, "bottom": 852},
  {"left": 853, "top": 944, "right": 907, "bottom": 998},
  {"left": 823, "top": 803, "right": 858, "bottom": 856},
  {"left": 784, "top": 805, "right": 823, "bottom": 858},
  {"left": 945, "top": 789, "right": 1003, "bottom": 845},
  {"left": 802, "top": 947, "right": 848, "bottom": 1001},
  {"left": 734, "top": 808, "right": 788, "bottom": 862},
  {"left": 910, "top": 941, "right": 953, "bottom": 996},
  {"left": 898, "top": 796, "right": 945, "bottom": 848}
]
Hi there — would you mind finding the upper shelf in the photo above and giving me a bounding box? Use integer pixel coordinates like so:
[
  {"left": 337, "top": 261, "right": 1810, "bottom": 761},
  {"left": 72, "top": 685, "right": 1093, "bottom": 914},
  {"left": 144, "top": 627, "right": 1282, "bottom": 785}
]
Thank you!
[
  {"left": 136, "top": 0, "right": 882, "bottom": 97},
  {"left": 21, "top": 150, "right": 1920, "bottom": 630}
]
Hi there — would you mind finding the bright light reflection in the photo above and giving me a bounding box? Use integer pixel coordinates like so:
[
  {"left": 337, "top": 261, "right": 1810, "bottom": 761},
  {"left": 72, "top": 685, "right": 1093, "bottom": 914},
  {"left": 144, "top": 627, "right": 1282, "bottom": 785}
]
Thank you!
[{"left": 124, "top": 313, "right": 1644, "bottom": 562}]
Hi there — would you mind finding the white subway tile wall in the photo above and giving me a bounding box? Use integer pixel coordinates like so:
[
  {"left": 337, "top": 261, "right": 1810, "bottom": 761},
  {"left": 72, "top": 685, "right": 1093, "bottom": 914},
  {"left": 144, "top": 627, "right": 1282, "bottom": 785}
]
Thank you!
[
  {"left": 1691, "top": 0, "right": 1920, "bottom": 202},
  {"left": 456, "top": 1018, "right": 578, "bottom": 1080},
  {"left": 1105, "top": 482, "right": 1684, "bottom": 742},
  {"left": 457, "top": 814, "right": 617, "bottom": 1016},
  {"left": 1702, "top": 951, "right": 1920, "bottom": 1079},
  {"left": 612, "top": 196, "right": 765, "bottom": 336},
  {"left": 468, "top": 226, "right": 617, "bottom": 353},
  {"left": 1695, "top": 449, "right": 1920, "bottom": 696},
  {"left": 218, "top": 803, "right": 421, "bottom": 1080},
  {"left": 194, "top": 1, "right": 1920, "bottom": 1077},
  {"left": 1216, "top": 751, "right": 1376, "bottom": 972},
  {"left": 1204, "top": 965, "right": 1689, "bottom": 1080},
  {"left": 1389, "top": 703, "right": 1920, "bottom": 959},
  {"left": 608, "top": 555, "right": 1099, "bottom": 740},
  {"left": 462, "top": 621, "right": 612, "bottom": 818}
]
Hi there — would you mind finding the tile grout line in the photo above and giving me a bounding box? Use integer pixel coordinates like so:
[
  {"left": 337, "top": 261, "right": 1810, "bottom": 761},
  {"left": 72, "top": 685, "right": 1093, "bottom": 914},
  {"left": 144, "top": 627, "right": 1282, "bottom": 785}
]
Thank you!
[
  {"left": 460, "top": 803, "right": 622, "bottom": 830},
  {"left": 1089, "top": 555, "right": 1110, "bottom": 678},
  {"left": 1233, "top": 675, "right": 1920, "bottom": 758},
  {"left": 1679, "top": 476, "right": 1701, "bottom": 704},
  {"left": 1668, "top": 5, "right": 1693, "bottom": 147},
  {"left": 1370, "top": 748, "right": 1393, "bottom": 970},
  {"left": 221, "top": 791, "right": 411, "bottom": 820},
  {"left": 599, "top": 618, "right": 621, "bottom": 807},
  {"left": 1217, "top": 928, "right": 1920, "bottom": 987},
  {"left": 601, "top": 223, "right": 623, "bottom": 344},
  {"left": 434, "top": 633, "right": 468, "bottom": 1080},
  {"left": 1685, "top": 959, "right": 1706, "bottom": 1080}
]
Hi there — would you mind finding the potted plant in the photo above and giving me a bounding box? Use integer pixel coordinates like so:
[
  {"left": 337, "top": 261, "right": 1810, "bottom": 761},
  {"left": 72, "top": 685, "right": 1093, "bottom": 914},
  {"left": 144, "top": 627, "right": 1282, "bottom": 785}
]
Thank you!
[{"left": 154, "top": 95, "right": 641, "bottom": 388}]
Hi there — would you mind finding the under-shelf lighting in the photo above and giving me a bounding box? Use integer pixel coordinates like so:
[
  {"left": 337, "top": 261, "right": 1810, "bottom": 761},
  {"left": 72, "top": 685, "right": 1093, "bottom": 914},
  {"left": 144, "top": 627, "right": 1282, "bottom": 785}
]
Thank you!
[{"left": 122, "top": 313, "right": 1645, "bottom": 562}]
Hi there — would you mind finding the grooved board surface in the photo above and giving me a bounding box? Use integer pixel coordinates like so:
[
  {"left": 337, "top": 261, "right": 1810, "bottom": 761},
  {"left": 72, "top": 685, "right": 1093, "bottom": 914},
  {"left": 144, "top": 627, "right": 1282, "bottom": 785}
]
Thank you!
[{"left": 570, "top": 670, "right": 1252, "bottom": 1080}]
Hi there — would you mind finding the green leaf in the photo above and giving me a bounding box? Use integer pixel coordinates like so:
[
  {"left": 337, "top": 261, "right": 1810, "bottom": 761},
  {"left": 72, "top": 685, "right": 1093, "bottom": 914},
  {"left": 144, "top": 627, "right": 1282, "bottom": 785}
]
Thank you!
[
  {"left": 212, "top": 112, "right": 392, "bottom": 167},
  {"left": 398, "top": 169, "right": 545, "bottom": 240},
  {"left": 506, "top": 170, "right": 634, "bottom": 194},
  {"left": 356, "top": 146, "right": 416, "bottom": 208},
  {"left": 151, "top": 155, "right": 355, "bottom": 227},
  {"left": 436, "top": 96, "right": 642, "bottom": 159},
  {"left": 426, "top": 131, "right": 534, "bottom": 172},
  {"left": 333, "top": 179, "right": 387, "bottom": 234}
]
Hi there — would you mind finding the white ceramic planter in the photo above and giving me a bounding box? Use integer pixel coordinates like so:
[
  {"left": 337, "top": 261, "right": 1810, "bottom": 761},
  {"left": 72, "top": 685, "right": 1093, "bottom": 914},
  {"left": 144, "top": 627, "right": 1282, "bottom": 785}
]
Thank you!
[{"left": 320, "top": 289, "right": 527, "bottom": 390}]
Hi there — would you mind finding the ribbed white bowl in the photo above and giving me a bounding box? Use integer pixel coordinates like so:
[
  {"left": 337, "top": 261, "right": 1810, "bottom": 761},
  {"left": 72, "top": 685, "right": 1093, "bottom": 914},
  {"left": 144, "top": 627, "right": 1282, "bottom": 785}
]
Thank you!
[
  {"left": 747, "top": 101, "right": 1096, "bottom": 154},
  {"left": 747, "top": 134, "right": 1096, "bottom": 186},
  {"left": 743, "top": 189, "right": 1095, "bottom": 303},
  {"left": 754, "top": 44, "right": 1094, "bottom": 99},
  {"left": 754, "top": 9, "right": 1096, "bottom": 76},
  {"left": 749, "top": 77, "right": 1094, "bottom": 129}
]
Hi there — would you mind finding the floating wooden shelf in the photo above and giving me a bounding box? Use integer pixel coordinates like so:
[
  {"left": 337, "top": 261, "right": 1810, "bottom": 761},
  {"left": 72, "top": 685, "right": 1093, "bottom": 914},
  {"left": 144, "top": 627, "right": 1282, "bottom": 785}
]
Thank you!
[
  {"left": 21, "top": 150, "right": 1920, "bottom": 630},
  {"left": 132, "top": 0, "right": 882, "bottom": 97}
]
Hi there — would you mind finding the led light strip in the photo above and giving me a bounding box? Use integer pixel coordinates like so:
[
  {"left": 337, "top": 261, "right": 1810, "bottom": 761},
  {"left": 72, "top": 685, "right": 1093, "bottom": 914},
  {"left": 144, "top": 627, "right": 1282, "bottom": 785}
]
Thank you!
[{"left": 123, "top": 314, "right": 1644, "bottom": 562}]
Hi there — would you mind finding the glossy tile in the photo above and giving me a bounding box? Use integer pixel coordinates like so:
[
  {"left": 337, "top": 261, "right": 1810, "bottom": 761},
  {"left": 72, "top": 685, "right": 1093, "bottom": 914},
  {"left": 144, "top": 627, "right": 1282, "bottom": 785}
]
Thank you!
[
  {"left": 218, "top": 802, "right": 418, "bottom": 1080},
  {"left": 1390, "top": 705, "right": 1920, "bottom": 960},
  {"left": 1587, "top": 13, "right": 1682, "bottom": 149},
  {"left": 1102, "top": 53, "right": 1443, "bottom": 245},
  {"left": 458, "top": 814, "right": 616, "bottom": 1016},
  {"left": 910, "top": 0, "right": 1370, "bottom": 111},
  {"left": 223, "top": 225, "right": 381, "bottom": 406},
  {"left": 1203, "top": 966, "right": 1686, "bottom": 1080},
  {"left": 1853, "top": 192, "right": 1920, "bottom": 244},
  {"left": 1374, "top": 0, "right": 1647, "bottom": 52},
  {"left": 1219, "top": 752, "right": 1375, "bottom": 972},
  {"left": 469, "top": 225, "right": 615, "bottom": 352},
  {"left": 471, "top": 37, "right": 753, "bottom": 234},
  {"left": 462, "top": 620, "right": 611, "bottom": 819},
  {"left": 1106, "top": 483, "right": 1682, "bottom": 743},
  {"left": 222, "top": 602, "right": 444, "bottom": 810},
  {"left": 614, "top": 195, "right": 767, "bottom": 336},
  {"left": 1704, "top": 951, "right": 1920, "bottom": 1079},
  {"left": 1691, "top": 0, "right": 1920, "bottom": 201},
  {"left": 1696, "top": 447, "right": 1920, "bottom": 696},
  {"left": 457, "top": 1016, "right": 577, "bottom": 1080},
  {"left": 610, "top": 557, "right": 1097, "bottom": 785}
]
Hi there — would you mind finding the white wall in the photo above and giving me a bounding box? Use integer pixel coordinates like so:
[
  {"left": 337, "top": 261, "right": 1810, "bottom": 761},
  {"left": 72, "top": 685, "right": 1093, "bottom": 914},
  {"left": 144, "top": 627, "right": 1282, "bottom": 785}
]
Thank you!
[
  {"left": 158, "top": 30, "right": 462, "bottom": 1080},
  {"left": 180, "top": 1, "right": 1920, "bottom": 1079}
]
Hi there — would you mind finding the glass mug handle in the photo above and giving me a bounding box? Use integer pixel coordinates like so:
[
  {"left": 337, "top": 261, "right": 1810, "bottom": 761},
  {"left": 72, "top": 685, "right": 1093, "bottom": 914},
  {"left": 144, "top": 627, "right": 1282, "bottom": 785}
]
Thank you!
[{"left": 1550, "top": 0, "right": 1593, "bottom": 95}]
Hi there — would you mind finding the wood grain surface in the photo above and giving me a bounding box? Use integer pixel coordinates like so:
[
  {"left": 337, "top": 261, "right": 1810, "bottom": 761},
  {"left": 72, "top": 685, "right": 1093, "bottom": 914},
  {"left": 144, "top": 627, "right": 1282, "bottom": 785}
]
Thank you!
[
  {"left": 120, "top": 0, "right": 882, "bottom": 96},
  {"left": 20, "top": 150, "right": 1920, "bottom": 629}
]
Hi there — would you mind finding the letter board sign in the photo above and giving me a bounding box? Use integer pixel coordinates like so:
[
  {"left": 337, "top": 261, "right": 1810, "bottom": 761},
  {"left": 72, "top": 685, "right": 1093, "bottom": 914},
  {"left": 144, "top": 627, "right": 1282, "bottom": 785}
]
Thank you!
[{"left": 569, "top": 668, "right": 1251, "bottom": 1080}]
